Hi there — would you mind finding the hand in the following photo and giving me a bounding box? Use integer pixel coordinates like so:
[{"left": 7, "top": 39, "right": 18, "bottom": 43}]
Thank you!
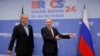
[
  {"left": 7, "top": 50, "right": 12, "bottom": 55},
  {"left": 14, "top": 53, "right": 16, "bottom": 56},
  {"left": 69, "top": 33, "right": 75, "bottom": 38},
  {"left": 55, "top": 35, "right": 61, "bottom": 40}
]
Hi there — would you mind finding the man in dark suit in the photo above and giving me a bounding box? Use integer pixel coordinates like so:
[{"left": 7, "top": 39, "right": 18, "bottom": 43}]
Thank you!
[
  {"left": 41, "top": 18, "right": 74, "bottom": 56},
  {"left": 7, "top": 14, "right": 34, "bottom": 56}
]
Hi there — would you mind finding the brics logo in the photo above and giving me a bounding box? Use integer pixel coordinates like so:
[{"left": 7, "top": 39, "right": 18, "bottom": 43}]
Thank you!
[
  {"left": 32, "top": 0, "right": 64, "bottom": 9},
  {"left": 32, "top": 0, "right": 77, "bottom": 12}
]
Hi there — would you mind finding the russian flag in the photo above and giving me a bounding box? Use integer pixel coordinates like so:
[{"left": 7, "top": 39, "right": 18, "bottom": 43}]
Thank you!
[{"left": 78, "top": 5, "right": 95, "bottom": 56}]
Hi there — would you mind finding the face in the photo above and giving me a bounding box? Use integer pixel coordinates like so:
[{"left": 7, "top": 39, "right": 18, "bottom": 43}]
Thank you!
[
  {"left": 20, "top": 14, "right": 28, "bottom": 25},
  {"left": 46, "top": 19, "right": 53, "bottom": 27}
]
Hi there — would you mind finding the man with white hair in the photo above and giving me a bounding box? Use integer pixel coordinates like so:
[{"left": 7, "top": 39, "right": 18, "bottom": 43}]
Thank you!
[{"left": 8, "top": 14, "right": 34, "bottom": 56}]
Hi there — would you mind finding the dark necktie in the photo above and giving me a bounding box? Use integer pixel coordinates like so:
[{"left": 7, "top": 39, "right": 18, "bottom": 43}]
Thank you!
[{"left": 48, "top": 27, "right": 54, "bottom": 37}]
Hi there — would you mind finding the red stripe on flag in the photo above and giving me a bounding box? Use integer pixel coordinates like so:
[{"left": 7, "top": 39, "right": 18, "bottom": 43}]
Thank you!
[{"left": 78, "top": 35, "right": 95, "bottom": 56}]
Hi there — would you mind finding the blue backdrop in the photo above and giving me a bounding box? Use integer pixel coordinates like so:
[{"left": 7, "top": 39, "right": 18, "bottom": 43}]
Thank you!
[{"left": 0, "top": 0, "right": 100, "bottom": 56}]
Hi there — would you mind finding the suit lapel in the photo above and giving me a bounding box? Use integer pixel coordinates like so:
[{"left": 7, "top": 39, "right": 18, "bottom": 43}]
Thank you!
[
  {"left": 45, "top": 27, "right": 54, "bottom": 37},
  {"left": 28, "top": 25, "right": 31, "bottom": 37},
  {"left": 19, "top": 24, "right": 28, "bottom": 37},
  {"left": 52, "top": 28, "right": 55, "bottom": 37},
  {"left": 51, "top": 27, "right": 55, "bottom": 37}
]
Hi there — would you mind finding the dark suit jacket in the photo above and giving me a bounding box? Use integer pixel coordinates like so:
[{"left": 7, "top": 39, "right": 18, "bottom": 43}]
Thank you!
[
  {"left": 8, "top": 24, "right": 34, "bottom": 54},
  {"left": 41, "top": 27, "right": 70, "bottom": 54}
]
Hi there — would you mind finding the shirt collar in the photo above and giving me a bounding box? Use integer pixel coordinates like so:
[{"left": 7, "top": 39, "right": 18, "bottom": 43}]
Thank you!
[{"left": 21, "top": 23, "right": 28, "bottom": 27}]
